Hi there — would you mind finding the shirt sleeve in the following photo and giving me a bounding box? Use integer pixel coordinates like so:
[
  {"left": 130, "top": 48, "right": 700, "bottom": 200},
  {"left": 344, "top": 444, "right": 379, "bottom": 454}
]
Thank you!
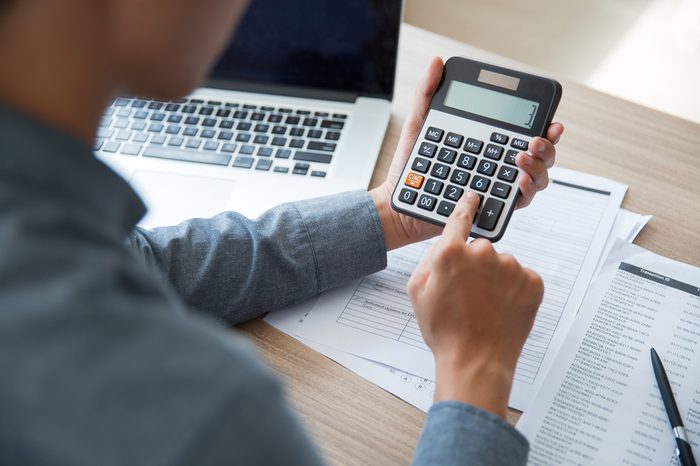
[
  {"left": 127, "top": 190, "right": 387, "bottom": 324},
  {"left": 411, "top": 401, "right": 529, "bottom": 466}
]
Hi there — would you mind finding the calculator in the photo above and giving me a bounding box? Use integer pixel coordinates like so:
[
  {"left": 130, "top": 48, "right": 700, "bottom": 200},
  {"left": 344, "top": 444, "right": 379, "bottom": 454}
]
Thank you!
[{"left": 391, "top": 57, "right": 562, "bottom": 242}]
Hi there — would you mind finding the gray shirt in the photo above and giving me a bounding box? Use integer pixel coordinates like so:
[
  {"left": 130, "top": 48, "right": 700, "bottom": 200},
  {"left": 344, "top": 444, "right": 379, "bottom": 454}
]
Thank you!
[{"left": 0, "top": 104, "right": 528, "bottom": 465}]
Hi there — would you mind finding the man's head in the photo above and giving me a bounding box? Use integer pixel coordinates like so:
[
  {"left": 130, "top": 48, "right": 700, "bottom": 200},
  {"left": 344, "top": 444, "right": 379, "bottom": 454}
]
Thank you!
[{"left": 1, "top": 0, "right": 248, "bottom": 100}]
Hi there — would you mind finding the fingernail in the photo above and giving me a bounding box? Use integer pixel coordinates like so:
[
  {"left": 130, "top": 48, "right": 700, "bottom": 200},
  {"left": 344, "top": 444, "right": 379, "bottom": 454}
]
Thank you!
[
  {"left": 536, "top": 141, "right": 546, "bottom": 153},
  {"left": 466, "top": 191, "right": 479, "bottom": 201},
  {"left": 553, "top": 137, "right": 560, "bottom": 145}
]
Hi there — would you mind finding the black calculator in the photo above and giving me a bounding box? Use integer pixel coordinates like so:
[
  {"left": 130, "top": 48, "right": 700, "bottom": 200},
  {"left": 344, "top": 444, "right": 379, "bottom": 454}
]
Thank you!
[{"left": 391, "top": 57, "right": 562, "bottom": 242}]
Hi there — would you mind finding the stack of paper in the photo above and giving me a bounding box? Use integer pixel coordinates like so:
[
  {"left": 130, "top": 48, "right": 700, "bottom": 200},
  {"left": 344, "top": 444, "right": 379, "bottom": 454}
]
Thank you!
[{"left": 265, "top": 167, "right": 651, "bottom": 413}]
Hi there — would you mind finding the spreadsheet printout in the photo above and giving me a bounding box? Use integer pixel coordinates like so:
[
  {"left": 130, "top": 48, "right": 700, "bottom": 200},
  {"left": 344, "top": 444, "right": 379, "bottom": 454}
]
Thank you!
[
  {"left": 265, "top": 207, "right": 649, "bottom": 413},
  {"left": 297, "top": 167, "right": 627, "bottom": 410},
  {"left": 517, "top": 241, "right": 700, "bottom": 465}
]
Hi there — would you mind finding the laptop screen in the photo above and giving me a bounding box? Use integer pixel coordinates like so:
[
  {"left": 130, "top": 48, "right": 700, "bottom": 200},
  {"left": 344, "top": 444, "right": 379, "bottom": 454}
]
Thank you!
[{"left": 208, "top": 0, "right": 402, "bottom": 100}]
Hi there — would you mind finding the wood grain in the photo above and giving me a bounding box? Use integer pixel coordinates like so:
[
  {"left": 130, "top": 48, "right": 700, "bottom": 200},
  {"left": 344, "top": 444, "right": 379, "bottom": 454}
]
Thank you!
[{"left": 240, "top": 24, "right": 700, "bottom": 465}]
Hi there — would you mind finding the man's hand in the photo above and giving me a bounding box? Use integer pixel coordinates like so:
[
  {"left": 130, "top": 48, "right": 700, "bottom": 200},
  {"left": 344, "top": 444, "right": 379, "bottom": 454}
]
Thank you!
[
  {"left": 406, "top": 193, "right": 544, "bottom": 419},
  {"left": 370, "top": 56, "right": 564, "bottom": 250}
]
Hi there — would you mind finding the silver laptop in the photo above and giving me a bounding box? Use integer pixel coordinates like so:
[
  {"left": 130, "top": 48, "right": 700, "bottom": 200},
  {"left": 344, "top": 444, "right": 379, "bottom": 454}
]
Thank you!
[{"left": 95, "top": 0, "right": 402, "bottom": 228}]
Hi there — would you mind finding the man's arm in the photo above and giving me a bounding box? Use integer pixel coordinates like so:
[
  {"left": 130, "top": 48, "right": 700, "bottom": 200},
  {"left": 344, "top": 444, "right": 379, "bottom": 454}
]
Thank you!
[{"left": 127, "top": 190, "right": 387, "bottom": 324}]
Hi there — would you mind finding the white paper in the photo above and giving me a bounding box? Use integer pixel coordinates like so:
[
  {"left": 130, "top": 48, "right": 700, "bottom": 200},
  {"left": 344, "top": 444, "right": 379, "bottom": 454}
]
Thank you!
[
  {"left": 517, "top": 241, "right": 700, "bottom": 465},
  {"left": 266, "top": 204, "right": 648, "bottom": 414},
  {"left": 293, "top": 167, "right": 627, "bottom": 410}
]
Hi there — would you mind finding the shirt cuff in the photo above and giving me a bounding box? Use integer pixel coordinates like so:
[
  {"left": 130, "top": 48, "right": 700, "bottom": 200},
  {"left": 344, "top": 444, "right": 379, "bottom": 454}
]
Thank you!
[
  {"left": 412, "top": 401, "right": 529, "bottom": 466},
  {"left": 293, "top": 190, "right": 387, "bottom": 293}
]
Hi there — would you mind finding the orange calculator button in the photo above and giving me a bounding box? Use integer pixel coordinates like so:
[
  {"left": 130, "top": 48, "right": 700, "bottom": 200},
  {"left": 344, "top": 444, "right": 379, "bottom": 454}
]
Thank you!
[{"left": 404, "top": 172, "right": 424, "bottom": 189}]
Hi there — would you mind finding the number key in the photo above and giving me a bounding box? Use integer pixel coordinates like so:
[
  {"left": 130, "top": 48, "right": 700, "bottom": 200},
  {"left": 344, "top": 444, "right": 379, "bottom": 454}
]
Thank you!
[
  {"left": 430, "top": 163, "right": 450, "bottom": 180},
  {"left": 477, "top": 159, "right": 497, "bottom": 176},
  {"left": 425, "top": 126, "right": 443, "bottom": 142},
  {"left": 398, "top": 188, "right": 417, "bottom": 205},
  {"left": 417, "top": 194, "right": 437, "bottom": 211},
  {"left": 450, "top": 169, "right": 470, "bottom": 186},
  {"left": 456, "top": 153, "right": 476, "bottom": 170},
  {"left": 444, "top": 185, "right": 464, "bottom": 201},
  {"left": 470, "top": 175, "right": 490, "bottom": 192},
  {"left": 418, "top": 142, "right": 437, "bottom": 158},
  {"left": 497, "top": 166, "right": 518, "bottom": 182},
  {"left": 424, "top": 178, "right": 444, "bottom": 195},
  {"left": 437, "top": 148, "right": 457, "bottom": 164}
]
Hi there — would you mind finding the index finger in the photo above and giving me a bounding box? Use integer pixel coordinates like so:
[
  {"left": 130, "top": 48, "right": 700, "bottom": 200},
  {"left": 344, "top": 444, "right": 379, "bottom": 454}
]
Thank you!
[{"left": 441, "top": 191, "right": 481, "bottom": 243}]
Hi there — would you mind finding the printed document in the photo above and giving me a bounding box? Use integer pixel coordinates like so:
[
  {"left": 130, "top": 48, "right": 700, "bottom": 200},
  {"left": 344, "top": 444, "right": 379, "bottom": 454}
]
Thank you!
[
  {"left": 517, "top": 241, "right": 700, "bottom": 464},
  {"left": 294, "top": 167, "right": 627, "bottom": 410}
]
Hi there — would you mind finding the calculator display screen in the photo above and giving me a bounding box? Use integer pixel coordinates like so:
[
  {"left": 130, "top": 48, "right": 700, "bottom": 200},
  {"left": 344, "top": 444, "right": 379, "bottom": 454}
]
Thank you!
[{"left": 444, "top": 81, "right": 540, "bottom": 130}]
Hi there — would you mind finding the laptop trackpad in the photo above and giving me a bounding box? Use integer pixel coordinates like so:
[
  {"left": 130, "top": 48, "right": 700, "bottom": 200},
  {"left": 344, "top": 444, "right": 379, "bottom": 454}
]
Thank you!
[{"left": 129, "top": 170, "right": 235, "bottom": 229}]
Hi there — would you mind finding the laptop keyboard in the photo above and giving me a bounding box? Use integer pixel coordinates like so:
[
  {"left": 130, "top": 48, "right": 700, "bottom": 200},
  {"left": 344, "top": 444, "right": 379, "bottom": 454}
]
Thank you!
[{"left": 95, "top": 97, "right": 349, "bottom": 178}]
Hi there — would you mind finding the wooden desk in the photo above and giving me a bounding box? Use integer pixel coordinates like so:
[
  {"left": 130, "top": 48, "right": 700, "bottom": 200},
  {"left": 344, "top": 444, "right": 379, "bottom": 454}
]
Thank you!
[{"left": 240, "top": 24, "right": 700, "bottom": 465}]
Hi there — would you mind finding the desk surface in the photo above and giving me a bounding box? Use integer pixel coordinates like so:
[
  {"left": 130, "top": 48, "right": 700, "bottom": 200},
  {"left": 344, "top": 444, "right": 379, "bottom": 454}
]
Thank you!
[{"left": 239, "top": 24, "right": 700, "bottom": 465}]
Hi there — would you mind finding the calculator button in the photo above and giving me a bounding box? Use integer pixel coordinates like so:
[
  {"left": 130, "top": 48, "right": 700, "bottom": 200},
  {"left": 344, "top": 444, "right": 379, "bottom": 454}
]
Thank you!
[
  {"left": 425, "top": 126, "right": 444, "bottom": 142},
  {"left": 444, "top": 132, "right": 464, "bottom": 148},
  {"left": 417, "top": 194, "right": 437, "bottom": 211},
  {"left": 405, "top": 172, "right": 425, "bottom": 189},
  {"left": 477, "top": 160, "right": 497, "bottom": 176},
  {"left": 464, "top": 138, "right": 483, "bottom": 154},
  {"left": 430, "top": 163, "right": 450, "bottom": 180},
  {"left": 456, "top": 153, "right": 476, "bottom": 170},
  {"left": 483, "top": 144, "right": 504, "bottom": 160},
  {"left": 511, "top": 138, "right": 529, "bottom": 150},
  {"left": 418, "top": 142, "right": 437, "bottom": 158},
  {"left": 450, "top": 169, "right": 470, "bottom": 186},
  {"left": 444, "top": 184, "right": 464, "bottom": 201},
  {"left": 398, "top": 188, "right": 418, "bottom": 205},
  {"left": 412, "top": 157, "right": 431, "bottom": 173},
  {"left": 470, "top": 175, "right": 490, "bottom": 192},
  {"left": 497, "top": 166, "right": 518, "bottom": 182},
  {"left": 505, "top": 150, "right": 518, "bottom": 166},
  {"left": 437, "top": 200, "right": 456, "bottom": 217},
  {"left": 490, "top": 132, "right": 509, "bottom": 145},
  {"left": 424, "top": 178, "right": 444, "bottom": 195},
  {"left": 437, "top": 148, "right": 457, "bottom": 164},
  {"left": 491, "top": 182, "right": 511, "bottom": 199},
  {"left": 476, "top": 198, "right": 504, "bottom": 231}
]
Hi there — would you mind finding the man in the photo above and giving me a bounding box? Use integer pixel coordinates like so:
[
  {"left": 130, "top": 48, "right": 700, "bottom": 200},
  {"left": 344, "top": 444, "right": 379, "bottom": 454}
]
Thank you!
[{"left": 0, "top": 0, "right": 564, "bottom": 464}]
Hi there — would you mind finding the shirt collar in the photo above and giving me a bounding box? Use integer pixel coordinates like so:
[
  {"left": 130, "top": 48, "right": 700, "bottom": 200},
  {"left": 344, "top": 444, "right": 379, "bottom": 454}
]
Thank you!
[{"left": 0, "top": 103, "right": 146, "bottom": 234}]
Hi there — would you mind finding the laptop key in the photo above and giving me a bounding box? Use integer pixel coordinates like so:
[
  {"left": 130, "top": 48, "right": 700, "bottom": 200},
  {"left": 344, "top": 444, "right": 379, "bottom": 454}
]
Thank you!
[
  {"left": 268, "top": 114, "right": 283, "bottom": 123},
  {"left": 185, "top": 139, "right": 201, "bottom": 149},
  {"left": 332, "top": 113, "right": 347, "bottom": 119},
  {"left": 254, "top": 135, "right": 269, "bottom": 145},
  {"left": 251, "top": 113, "right": 265, "bottom": 121},
  {"left": 133, "top": 133, "right": 148, "bottom": 143},
  {"left": 307, "top": 129, "right": 322, "bottom": 139},
  {"left": 289, "top": 128, "right": 304, "bottom": 137},
  {"left": 290, "top": 139, "right": 304, "bottom": 148},
  {"left": 273, "top": 166, "right": 290, "bottom": 173},
  {"left": 221, "top": 143, "right": 237, "bottom": 153},
  {"left": 168, "top": 137, "right": 184, "bottom": 147},
  {"left": 275, "top": 149, "right": 291, "bottom": 159},
  {"left": 271, "top": 125, "right": 286, "bottom": 135},
  {"left": 184, "top": 116, "right": 200, "bottom": 125},
  {"left": 203, "top": 141, "right": 219, "bottom": 151},
  {"left": 237, "top": 122, "right": 252, "bottom": 131},
  {"left": 103, "top": 141, "right": 121, "bottom": 153},
  {"left": 239, "top": 145, "right": 255, "bottom": 155},
  {"left": 256, "top": 159, "right": 273, "bottom": 171},
  {"left": 94, "top": 139, "right": 104, "bottom": 151},
  {"left": 143, "top": 146, "right": 231, "bottom": 166},
  {"left": 303, "top": 118, "right": 318, "bottom": 127},
  {"left": 294, "top": 151, "right": 332, "bottom": 164},
  {"left": 202, "top": 118, "right": 216, "bottom": 127},
  {"left": 151, "top": 135, "right": 166, "bottom": 145},
  {"left": 166, "top": 126, "right": 180, "bottom": 135},
  {"left": 181, "top": 105, "right": 197, "bottom": 114},
  {"left": 216, "top": 109, "right": 231, "bottom": 117},
  {"left": 310, "top": 170, "right": 327, "bottom": 178},
  {"left": 285, "top": 116, "right": 300, "bottom": 125},
  {"left": 218, "top": 131, "right": 233, "bottom": 141},
  {"left": 201, "top": 129, "right": 216, "bottom": 139},
  {"left": 219, "top": 120, "right": 234, "bottom": 129},
  {"left": 121, "top": 144, "right": 142, "bottom": 156},
  {"left": 233, "top": 156, "right": 255, "bottom": 169},
  {"left": 307, "top": 141, "right": 336, "bottom": 152},
  {"left": 254, "top": 124, "right": 270, "bottom": 133},
  {"left": 148, "top": 123, "right": 164, "bottom": 133},
  {"left": 236, "top": 133, "right": 251, "bottom": 143},
  {"left": 293, "top": 163, "right": 310, "bottom": 175},
  {"left": 233, "top": 111, "right": 248, "bottom": 119},
  {"left": 321, "top": 120, "right": 344, "bottom": 130},
  {"left": 183, "top": 127, "right": 198, "bottom": 137}
]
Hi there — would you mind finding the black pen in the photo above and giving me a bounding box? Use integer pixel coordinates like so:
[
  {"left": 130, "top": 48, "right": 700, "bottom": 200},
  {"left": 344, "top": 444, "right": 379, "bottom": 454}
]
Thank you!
[{"left": 650, "top": 347, "right": 697, "bottom": 466}]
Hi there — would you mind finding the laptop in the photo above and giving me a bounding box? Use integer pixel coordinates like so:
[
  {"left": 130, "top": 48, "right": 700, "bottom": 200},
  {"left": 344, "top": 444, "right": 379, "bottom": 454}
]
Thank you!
[{"left": 95, "top": 0, "right": 403, "bottom": 228}]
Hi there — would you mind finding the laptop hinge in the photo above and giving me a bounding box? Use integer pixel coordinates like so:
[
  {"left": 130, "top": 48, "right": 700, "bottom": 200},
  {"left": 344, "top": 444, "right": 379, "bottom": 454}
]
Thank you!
[{"left": 204, "top": 79, "right": 389, "bottom": 103}]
